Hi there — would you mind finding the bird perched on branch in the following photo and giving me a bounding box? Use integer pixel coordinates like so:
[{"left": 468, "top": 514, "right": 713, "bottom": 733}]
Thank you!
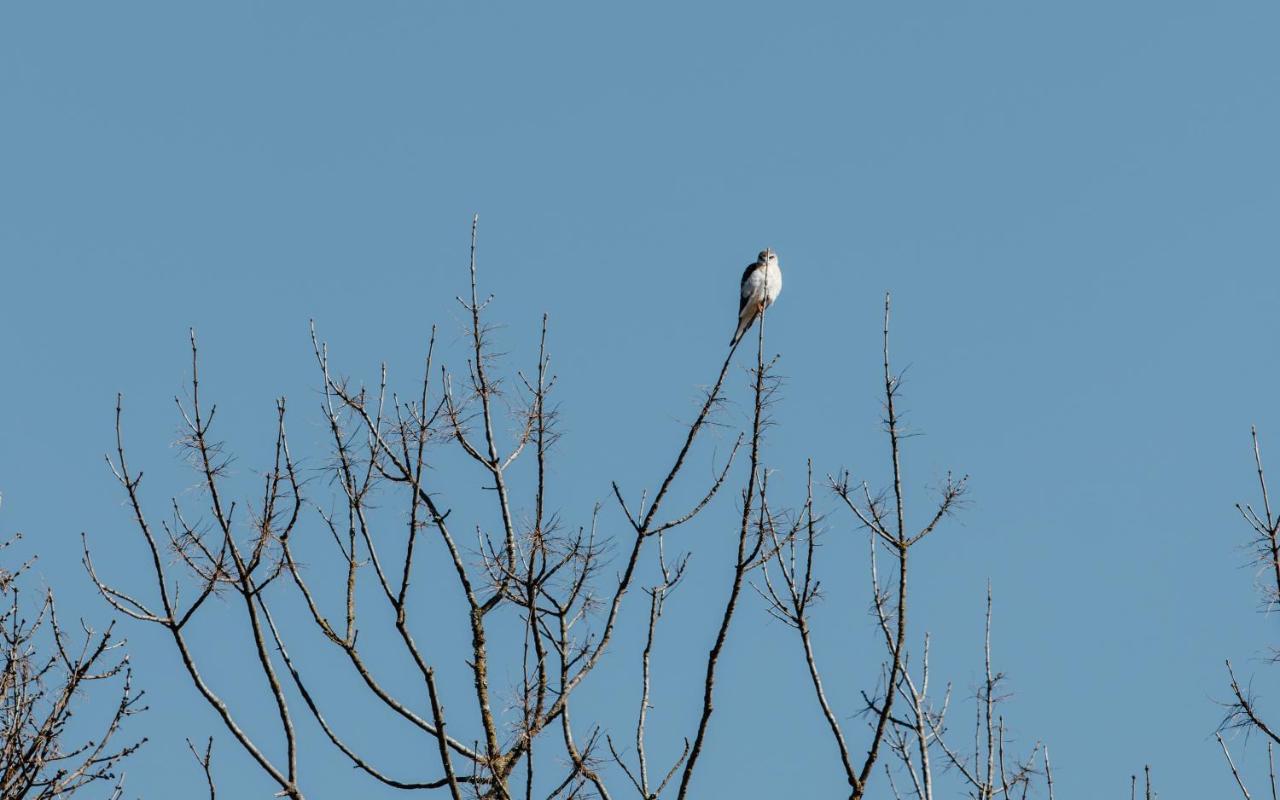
[{"left": 730, "top": 248, "right": 783, "bottom": 346}]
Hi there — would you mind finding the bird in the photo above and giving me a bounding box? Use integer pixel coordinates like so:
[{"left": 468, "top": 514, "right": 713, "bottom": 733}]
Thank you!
[{"left": 730, "top": 248, "right": 783, "bottom": 346}]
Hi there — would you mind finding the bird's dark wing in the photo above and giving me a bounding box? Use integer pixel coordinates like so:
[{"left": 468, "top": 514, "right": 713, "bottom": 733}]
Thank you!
[{"left": 738, "top": 261, "right": 760, "bottom": 314}]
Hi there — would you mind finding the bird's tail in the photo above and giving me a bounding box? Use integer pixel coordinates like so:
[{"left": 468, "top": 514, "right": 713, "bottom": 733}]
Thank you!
[{"left": 730, "top": 308, "right": 755, "bottom": 346}]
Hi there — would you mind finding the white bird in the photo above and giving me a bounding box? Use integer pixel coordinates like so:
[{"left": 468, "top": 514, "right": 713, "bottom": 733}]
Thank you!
[{"left": 730, "top": 248, "right": 783, "bottom": 345}]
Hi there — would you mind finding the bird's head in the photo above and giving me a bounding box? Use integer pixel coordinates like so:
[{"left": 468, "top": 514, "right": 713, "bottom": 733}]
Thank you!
[{"left": 759, "top": 248, "right": 777, "bottom": 265}]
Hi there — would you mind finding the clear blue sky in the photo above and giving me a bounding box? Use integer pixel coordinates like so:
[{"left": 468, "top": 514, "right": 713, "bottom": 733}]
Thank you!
[{"left": 2, "top": 2, "right": 1279, "bottom": 797}]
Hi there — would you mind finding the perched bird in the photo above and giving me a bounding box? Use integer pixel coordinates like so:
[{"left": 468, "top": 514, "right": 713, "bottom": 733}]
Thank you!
[{"left": 730, "top": 248, "right": 783, "bottom": 345}]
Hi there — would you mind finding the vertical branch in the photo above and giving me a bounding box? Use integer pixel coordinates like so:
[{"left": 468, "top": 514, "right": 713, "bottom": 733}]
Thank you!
[
  {"left": 854, "top": 294, "right": 912, "bottom": 798},
  {"left": 983, "top": 584, "right": 996, "bottom": 797},
  {"left": 1246, "top": 427, "right": 1280, "bottom": 605},
  {"left": 635, "top": 534, "right": 688, "bottom": 797},
  {"left": 606, "top": 531, "right": 692, "bottom": 800},
  {"left": 888, "top": 586, "right": 1044, "bottom": 799},
  {"left": 758, "top": 462, "right": 859, "bottom": 793},
  {"left": 187, "top": 738, "right": 217, "bottom": 800},
  {"left": 677, "top": 293, "right": 773, "bottom": 799},
  {"left": 440, "top": 215, "right": 530, "bottom": 781},
  {"left": 461, "top": 213, "right": 519, "bottom": 580},
  {"left": 813, "top": 293, "right": 969, "bottom": 799},
  {"left": 1224, "top": 426, "right": 1280, "bottom": 791},
  {"left": 425, "top": 665, "right": 465, "bottom": 800},
  {"left": 1270, "top": 742, "right": 1277, "bottom": 800},
  {"left": 905, "top": 635, "right": 938, "bottom": 800}
]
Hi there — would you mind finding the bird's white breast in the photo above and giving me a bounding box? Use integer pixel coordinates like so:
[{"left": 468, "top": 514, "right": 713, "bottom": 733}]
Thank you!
[
  {"left": 762, "top": 261, "right": 782, "bottom": 305},
  {"left": 741, "top": 257, "right": 783, "bottom": 309}
]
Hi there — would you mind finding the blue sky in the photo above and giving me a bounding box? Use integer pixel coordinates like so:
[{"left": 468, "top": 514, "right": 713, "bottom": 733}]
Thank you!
[{"left": 2, "top": 2, "right": 1279, "bottom": 796}]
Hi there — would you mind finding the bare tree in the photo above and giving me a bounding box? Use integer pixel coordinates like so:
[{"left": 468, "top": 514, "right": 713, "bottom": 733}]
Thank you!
[
  {"left": 756, "top": 295, "right": 1053, "bottom": 799},
  {"left": 84, "top": 223, "right": 1063, "bottom": 799},
  {"left": 876, "top": 585, "right": 1046, "bottom": 800},
  {"left": 84, "top": 217, "right": 771, "bottom": 799},
  {"left": 1, "top": 521, "right": 145, "bottom": 799},
  {"left": 1218, "top": 427, "right": 1280, "bottom": 798},
  {"left": 829, "top": 294, "right": 968, "bottom": 799}
]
